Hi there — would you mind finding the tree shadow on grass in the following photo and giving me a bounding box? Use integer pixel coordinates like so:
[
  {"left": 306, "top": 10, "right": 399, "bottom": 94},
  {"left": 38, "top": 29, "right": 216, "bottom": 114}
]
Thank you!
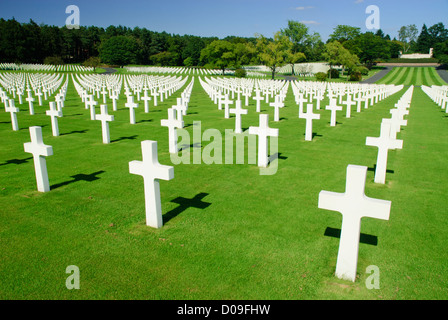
[
  {"left": 163, "top": 192, "right": 211, "bottom": 224},
  {"left": 51, "top": 170, "right": 105, "bottom": 190},
  {"left": 324, "top": 227, "right": 378, "bottom": 246}
]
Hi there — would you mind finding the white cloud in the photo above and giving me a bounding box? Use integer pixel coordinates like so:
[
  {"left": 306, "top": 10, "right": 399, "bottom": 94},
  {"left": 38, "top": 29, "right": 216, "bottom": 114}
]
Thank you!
[
  {"left": 300, "top": 20, "right": 320, "bottom": 25},
  {"left": 294, "top": 6, "right": 314, "bottom": 10}
]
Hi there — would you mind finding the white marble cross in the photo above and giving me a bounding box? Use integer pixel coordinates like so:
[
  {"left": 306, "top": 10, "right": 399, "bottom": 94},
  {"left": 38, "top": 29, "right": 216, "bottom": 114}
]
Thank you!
[
  {"left": 26, "top": 95, "right": 35, "bottom": 115},
  {"left": 216, "top": 92, "right": 224, "bottom": 110},
  {"left": 243, "top": 89, "right": 251, "bottom": 106},
  {"left": 129, "top": 140, "right": 174, "bottom": 228},
  {"left": 366, "top": 122, "right": 403, "bottom": 184},
  {"left": 110, "top": 92, "right": 119, "bottom": 111},
  {"left": 6, "top": 99, "right": 19, "bottom": 131},
  {"left": 55, "top": 94, "right": 64, "bottom": 112},
  {"left": 229, "top": 100, "right": 248, "bottom": 134},
  {"left": 96, "top": 104, "right": 114, "bottom": 144},
  {"left": 161, "top": 108, "right": 184, "bottom": 153},
  {"left": 151, "top": 90, "right": 159, "bottom": 107},
  {"left": 342, "top": 94, "right": 356, "bottom": 118},
  {"left": 300, "top": 104, "right": 320, "bottom": 141},
  {"left": 101, "top": 86, "right": 108, "bottom": 104},
  {"left": 141, "top": 89, "right": 152, "bottom": 113},
  {"left": 24, "top": 126, "right": 53, "bottom": 192},
  {"left": 270, "top": 95, "right": 284, "bottom": 122},
  {"left": 296, "top": 93, "right": 307, "bottom": 117},
  {"left": 382, "top": 113, "right": 407, "bottom": 139},
  {"left": 175, "top": 98, "right": 187, "bottom": 116},
  {"left": 318, "top": 164, "right": 391, "bottom": 282},
  {"left": 221, "top": 94, "right": 233, "bottom": 119},
  {"left": 325, "top": 98, "right": 342, "bottom": 127},
  {"left": 46, "top": 102, "right": 62, "bottom": 137},
  {"left": 86, "top": 95, "right": 98, "bottom": 120},
  {"left": 354, "top": 93, "right": 363, "bottom": 113},
  {"left": 253, "top": 89, "right": 263, "bottom": 113},
  {"left": 35, "top": 89, "right": 43, "bottom": 106},
  {"left": 248, "top": 114, "right": 279, "bottom": 168},
  {"left": 125, "top": 95, "right": 139, "bottom": 124}
]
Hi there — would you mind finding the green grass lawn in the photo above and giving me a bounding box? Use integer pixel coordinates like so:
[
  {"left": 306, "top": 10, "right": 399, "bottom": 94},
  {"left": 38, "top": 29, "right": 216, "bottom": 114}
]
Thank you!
[
  {"left": 376, "top": 67, "right": 448, "bottom": 86},
  {"left": 1, "top": 70, "right": 447, "bottom": 299}
]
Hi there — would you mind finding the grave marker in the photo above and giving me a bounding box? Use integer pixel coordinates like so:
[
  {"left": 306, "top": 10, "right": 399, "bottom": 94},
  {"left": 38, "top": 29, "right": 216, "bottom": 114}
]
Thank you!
[
  {"left": 125, "top": 96, "right": 139, "bottom": 124},
  {"left": 161, "top": 108, "right": 184, "bottom": 153},
  {"left": 366, "top": 122, "right": 403, "bottom": 184},
  {"left": 24, "top": 126, "right": 53, "bottom": 192},
  {"left": 46, "top": 102, "right": 62, "bottom": 137},
  {"left": 248, "top": 114, "right": 279, "bottom": 168},
  {"left": 96, "top": 104, "right": 114, "bottom": 144},
  {"left": 229, "top": 100, "right": 248, "bottom": 134},
  {"left": 129, "top": 140, "right": 174, "bottom": 228},
  {"left": 300, "top": 104, "right": 320, "bottom": 141},
  {"left": 318, "top": 165, "right": 391, "bottom": 282}
]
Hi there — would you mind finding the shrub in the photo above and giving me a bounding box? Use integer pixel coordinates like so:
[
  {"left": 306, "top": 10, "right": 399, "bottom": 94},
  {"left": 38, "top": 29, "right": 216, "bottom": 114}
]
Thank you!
[
  {"left": 327, "top": 68, "right": 340, "bottom": 79},
  {"left": 349, "top": 71, "right": 362, "bottom": 81},
  {"left": 355, "top": 66, "right": 369, "bottom": 75},
  {"left": 235, "top": 68, "right": 247, "bottom": 78},
  {"left": 315, "top": 72, "right": 327, "bottom": 82},
  {"left": 43, "top": 56, "right": 64, "bottom": 65}
]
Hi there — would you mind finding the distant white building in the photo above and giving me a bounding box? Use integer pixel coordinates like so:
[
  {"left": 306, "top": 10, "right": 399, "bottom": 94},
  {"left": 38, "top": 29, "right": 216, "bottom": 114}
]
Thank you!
[{"left": 399, "top": 48, "right": 433, "bottom": 59}]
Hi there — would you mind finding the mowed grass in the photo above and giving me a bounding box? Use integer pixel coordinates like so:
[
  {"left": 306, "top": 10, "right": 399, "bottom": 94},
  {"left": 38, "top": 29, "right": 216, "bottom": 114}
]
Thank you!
[
  {"left": 376, "top": 67, "right": 447, "bottom": 86},
  {"left": 0, "top": 72, "right": 448, "bottom": 300}
]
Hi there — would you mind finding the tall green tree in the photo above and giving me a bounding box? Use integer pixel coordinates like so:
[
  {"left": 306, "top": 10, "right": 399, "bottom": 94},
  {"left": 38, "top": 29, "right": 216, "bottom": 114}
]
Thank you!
[
  {"left": 328, "top": 25, "right": 361, "bottom": 43},
  {"left": 200, "top": 40, "right": 236, "bottom": 75},
  {"left": 256, "top": 32, "right": 291, "bottom": 79},
  {"left": 356, "top": 32, "right": 389, "bottom": 67},
  {"left": 398, "top": 24, "right": 418, "bottom": 53},
  {"left": 99, "top": 35, "right": 140, "bottom": 67},
  {"left": 322, "top": 41, "right": 357, "bottom": 78},
  {"left": 416, "top": 24, "right": 432, "bottom": 53}
]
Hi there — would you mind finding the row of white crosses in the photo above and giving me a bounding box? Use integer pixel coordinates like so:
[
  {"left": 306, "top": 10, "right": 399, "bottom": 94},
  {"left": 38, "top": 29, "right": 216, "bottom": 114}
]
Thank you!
[
  {"left": 0, "top": 63, "right": 94, "bottom": 73},
  {"left": 367, "top": 86, "right": 413, "bottom": 184},
  {"left": 318, "top": 86, "right": 413, "bottom": 282},
  {"left": 421, "top": 85, "right": 448, "bottom": 112},
  {"left": 125, "top": 66, "right": 227, "bottom": 76},
  {"left": 1, "top": 73, "right": 67, "bottom": 132},
  {"left": 72, "top": 74, "right": 189, "bottom": 136},
  {"left": 161, "top": 78, "right": 195, "bottom": 153},
  {"left": 291, "top": 81, "right": 404, "bottom": 141},
  {"left": 199, "top": 77, "right": 280, "bottom": 168},
  {"left": 18, "top": 75, "right": 191, "bottom": 208},
  {"left": 200, "top": 77, "right": 288, "bottom": 133}
]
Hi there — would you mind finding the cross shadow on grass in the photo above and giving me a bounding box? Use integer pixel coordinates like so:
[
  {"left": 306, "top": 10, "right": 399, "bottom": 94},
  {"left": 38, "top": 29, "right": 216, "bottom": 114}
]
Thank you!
[
  {"left": 51, "top": 170, "right": 105, "bottom": 190},
  {"left": 163, "top": 193, "right": 211, "bottom": 224},
  {"left": 60, "top": 129, "right": 88, "bottom": 136},
  {"left": 268, "top": 152, "right": 288, "bottom": 163},
  {"left": 324, "top": 227, "right": 378, "bottom": 246},
  {"left": 178, "top": 142, "right": 202, "bottom": 151},
  {"left": 0, "top": 156, "right": 33, "bottom": 166},
  {"left": 367, "top": 164, "right": 394, "bottom": 174},
  {"left": 111, "top": 135, "right": 138, "bottom": 143}
]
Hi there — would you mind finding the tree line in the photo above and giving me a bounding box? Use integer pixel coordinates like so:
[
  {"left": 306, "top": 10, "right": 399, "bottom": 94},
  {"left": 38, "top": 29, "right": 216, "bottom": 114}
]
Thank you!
[{"left": 0, "top": 18, "right": 447, "bottom": 75}]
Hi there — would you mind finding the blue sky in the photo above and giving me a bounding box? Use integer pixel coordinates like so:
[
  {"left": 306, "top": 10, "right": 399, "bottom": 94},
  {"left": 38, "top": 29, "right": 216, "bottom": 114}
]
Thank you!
[{"left": 0, "top": 0, "right": 447, "bottom": 41}]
